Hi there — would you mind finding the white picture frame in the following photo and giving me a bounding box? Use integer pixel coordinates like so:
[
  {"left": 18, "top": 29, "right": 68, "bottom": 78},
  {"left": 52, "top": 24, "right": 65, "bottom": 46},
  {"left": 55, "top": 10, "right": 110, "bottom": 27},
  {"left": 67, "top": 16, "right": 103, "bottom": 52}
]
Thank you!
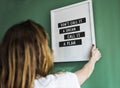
[{"left": 51, "top": 0, "right": 95, "bottom": 62}]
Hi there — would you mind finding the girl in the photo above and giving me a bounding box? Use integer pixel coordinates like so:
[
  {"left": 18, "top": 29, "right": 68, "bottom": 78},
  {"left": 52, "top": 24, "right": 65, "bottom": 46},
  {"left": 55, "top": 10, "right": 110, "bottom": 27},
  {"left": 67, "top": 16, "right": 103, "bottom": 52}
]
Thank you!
[{"left": 0, "top": 20, "right": 101, "bottom": 88}]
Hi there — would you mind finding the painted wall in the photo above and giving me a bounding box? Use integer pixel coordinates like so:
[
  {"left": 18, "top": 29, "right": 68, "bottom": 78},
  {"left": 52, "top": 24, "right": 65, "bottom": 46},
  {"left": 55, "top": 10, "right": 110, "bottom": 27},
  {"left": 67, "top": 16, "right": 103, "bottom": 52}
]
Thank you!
[{"left": 0, "top": 0, "right": 120, "bottom": 88}]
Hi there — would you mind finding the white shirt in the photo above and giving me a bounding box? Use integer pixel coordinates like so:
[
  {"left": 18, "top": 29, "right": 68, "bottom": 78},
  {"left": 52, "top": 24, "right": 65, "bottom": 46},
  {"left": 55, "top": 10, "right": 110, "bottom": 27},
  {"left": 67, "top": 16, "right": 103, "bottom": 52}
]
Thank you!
[{"left": 34, "top": 72, "right": 80, "bottom": 88}]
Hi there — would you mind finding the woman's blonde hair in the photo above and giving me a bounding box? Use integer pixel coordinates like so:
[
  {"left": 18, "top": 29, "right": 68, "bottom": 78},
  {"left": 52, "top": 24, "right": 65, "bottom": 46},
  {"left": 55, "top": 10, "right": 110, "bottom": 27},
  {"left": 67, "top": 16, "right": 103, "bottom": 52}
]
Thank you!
[{"left": 0, "top": 20, "right": 53, "bottom": 88}]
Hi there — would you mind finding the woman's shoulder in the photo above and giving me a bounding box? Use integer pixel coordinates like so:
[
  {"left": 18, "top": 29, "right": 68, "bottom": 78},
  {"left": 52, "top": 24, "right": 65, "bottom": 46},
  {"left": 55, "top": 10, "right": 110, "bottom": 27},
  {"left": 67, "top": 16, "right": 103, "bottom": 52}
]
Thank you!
[{"left": 34, "top": 72, "right": 80, "bottom": 88}]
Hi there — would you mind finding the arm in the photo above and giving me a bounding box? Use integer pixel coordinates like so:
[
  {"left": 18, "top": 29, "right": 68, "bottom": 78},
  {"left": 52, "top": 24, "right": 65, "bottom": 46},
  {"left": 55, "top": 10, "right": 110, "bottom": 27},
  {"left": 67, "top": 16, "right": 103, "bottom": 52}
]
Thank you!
[{"left": 75, "top": 45, "right": 101, "bottom": 85}]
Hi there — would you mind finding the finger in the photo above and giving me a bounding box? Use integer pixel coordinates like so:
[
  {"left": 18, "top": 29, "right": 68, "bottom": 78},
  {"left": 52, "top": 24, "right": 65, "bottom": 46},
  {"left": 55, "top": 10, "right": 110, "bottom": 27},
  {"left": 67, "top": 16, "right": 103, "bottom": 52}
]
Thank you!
[
  {"left": 95, "top": 48, "right": 98, "bottom": 52},
  {"left": 92, "top": 45, "right": 96, "bottom": 52},
  {"left": 95, "top": 49, "right": 100, "bottom": 55},
  {"left": 92, "top": 44, "right": 95, "bottom": 48},
  {"left": 96, "top": 50, "right": 101, "bottom": 57}
]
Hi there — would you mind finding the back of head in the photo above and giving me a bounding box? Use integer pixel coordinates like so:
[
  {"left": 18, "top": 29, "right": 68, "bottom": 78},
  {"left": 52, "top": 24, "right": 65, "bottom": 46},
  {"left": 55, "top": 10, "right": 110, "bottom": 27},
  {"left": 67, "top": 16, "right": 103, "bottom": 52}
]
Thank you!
[{"left": 0, "top": 20, "right": 53, "bottom": 88}]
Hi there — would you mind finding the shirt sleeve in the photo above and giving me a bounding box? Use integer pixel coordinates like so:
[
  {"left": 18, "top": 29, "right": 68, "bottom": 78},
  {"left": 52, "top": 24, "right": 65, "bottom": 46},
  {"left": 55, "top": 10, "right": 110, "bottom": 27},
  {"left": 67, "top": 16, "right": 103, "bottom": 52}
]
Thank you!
[
  {"left": 54, "top": 72, "right": 80, "bottom": 88},
  {"left": 34, "top": 72, "right": 80, "bottom": 88}
]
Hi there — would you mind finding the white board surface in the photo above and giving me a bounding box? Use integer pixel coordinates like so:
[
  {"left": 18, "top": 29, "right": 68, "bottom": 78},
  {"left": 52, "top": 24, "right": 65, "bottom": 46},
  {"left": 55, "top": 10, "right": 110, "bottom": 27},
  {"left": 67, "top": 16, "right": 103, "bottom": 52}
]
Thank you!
[{"left": 51, "top": 0, "right": 95, "bottom": 62}]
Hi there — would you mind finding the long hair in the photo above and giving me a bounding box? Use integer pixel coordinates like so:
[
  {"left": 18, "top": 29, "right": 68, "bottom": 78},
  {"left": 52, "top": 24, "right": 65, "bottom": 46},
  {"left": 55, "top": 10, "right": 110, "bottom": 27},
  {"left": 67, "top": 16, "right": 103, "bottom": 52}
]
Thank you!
[{"left": 0, "top": 20, "right": 53, "bottom": 88}]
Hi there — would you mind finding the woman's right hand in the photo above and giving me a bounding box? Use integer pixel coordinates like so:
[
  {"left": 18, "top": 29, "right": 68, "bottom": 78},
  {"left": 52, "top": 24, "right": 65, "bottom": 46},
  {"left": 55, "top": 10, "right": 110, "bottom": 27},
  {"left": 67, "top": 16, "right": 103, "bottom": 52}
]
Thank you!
[{"left": 90, "top": 45, "right": 101, "bottom": 63}]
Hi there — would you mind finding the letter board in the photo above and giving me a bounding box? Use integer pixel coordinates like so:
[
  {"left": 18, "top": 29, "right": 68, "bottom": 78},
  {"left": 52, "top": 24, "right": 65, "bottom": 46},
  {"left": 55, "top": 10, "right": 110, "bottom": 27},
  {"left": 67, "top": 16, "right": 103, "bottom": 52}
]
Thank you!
[{"left": 51, "top": 0, "right": 95, "bottom": 62}]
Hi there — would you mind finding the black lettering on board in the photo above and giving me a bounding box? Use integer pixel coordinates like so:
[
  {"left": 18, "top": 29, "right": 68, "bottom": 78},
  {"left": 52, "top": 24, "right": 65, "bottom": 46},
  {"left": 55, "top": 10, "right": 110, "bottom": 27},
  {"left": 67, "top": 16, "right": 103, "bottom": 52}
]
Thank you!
[
  {"left": 64, "top": 32, "right": 85, "bottom": 40},
  {"left": 59, "top": 39, "right": 82, "bottom": 47},
  {"left": 58, "top": 18, "right": 86, "bottom": 28},
  {"left": 59, "top": 26, "right": 80, "bottom": 34}
]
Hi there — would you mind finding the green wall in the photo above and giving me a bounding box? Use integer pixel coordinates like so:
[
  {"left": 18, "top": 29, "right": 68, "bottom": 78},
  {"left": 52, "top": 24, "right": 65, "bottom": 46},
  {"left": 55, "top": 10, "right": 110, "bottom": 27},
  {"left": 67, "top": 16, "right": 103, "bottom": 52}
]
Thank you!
[{"left": 0, "top": 0, "right": 120, "bottom": 88}]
